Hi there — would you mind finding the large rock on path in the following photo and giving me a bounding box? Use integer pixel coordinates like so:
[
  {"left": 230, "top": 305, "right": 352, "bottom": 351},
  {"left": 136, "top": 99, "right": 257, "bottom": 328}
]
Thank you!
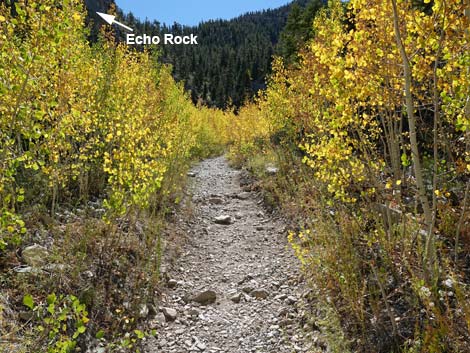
[
  {"left": 191, "top": 290, "right": 217, "bottom": 305},
  {"left": 251, "top": 289, "right": 269, "bottom": 300},
  {"left": 162, "top": 307, "right": 178, "bottom": 321},
  {"left": 214, "top": 215, "right": 232, "bottom": 225}
]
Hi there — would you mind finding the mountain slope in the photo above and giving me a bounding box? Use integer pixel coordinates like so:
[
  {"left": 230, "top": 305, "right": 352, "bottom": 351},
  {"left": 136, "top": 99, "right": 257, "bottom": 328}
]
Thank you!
[
  {"left": 85, "top": 0, "right": 324, "bottom": 108},
  {"left": 119, "top": 5, "right": 292, "bottom": 108}
]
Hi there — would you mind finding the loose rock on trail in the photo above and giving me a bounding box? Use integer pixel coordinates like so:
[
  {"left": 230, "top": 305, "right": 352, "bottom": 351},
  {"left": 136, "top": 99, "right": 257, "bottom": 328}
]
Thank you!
[{"left": 146, "top": 157, "right": 317, "bottom": 353}]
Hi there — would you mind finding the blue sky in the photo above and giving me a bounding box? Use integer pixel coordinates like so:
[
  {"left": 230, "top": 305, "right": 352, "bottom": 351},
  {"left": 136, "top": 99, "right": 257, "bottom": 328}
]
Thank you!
[{"left": 115, "top": 1, "right": 292, "bottom": 26}]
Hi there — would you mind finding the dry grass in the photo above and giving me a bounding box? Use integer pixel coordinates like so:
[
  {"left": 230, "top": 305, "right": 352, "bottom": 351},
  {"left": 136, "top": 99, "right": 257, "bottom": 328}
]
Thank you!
[{"left": 229, "top": 144, "right": 470, "bottom": 353}]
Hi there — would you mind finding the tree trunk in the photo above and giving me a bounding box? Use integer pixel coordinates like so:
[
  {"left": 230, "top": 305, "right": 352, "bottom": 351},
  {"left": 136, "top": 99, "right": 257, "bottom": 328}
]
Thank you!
[{"left": 390, "top": 0, "right": 434, "bottom": 279}]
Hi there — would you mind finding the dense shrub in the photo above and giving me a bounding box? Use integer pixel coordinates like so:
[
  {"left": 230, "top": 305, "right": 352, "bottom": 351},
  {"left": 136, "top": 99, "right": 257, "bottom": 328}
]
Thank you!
[
  {"left": 0, "top": 1, "right": 229, "bottom": 350},
  {"left": 230, "top": 0, "right": 470, "bottom": 351}
]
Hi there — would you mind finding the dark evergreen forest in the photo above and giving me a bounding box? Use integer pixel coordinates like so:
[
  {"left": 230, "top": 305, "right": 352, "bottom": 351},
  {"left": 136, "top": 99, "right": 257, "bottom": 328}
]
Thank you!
[{"left": 84, "top": 0, "right": 325, "bottom": 108}]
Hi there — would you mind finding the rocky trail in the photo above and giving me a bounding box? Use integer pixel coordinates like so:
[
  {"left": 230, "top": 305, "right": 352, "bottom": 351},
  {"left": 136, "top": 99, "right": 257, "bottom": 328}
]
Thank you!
[{"left": 145, "top": 157, "right": 317, "bottom": 353}]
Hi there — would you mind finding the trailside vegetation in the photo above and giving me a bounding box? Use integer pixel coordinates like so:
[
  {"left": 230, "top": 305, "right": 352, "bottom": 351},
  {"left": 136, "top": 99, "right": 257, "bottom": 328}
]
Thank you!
[
  {"left": 0, "top": 0, "right": 229, "bottom": 351},
  {"left": 230, "top": 0, "right": 470, "bottom": 351},
  {"left": 2, "top": 0, "right": 470, "bottom": 352}
]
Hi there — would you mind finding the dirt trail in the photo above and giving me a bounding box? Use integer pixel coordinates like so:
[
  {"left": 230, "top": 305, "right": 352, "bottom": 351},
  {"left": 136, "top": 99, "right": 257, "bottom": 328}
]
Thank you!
[{"left": 146, "top": 157, "right": 315, "bottom": 353}]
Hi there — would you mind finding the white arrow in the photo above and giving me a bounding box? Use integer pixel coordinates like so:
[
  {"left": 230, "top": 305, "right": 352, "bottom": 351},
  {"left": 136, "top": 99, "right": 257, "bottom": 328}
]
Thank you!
[{"left": 97, "top": 12, "right": 133, "bottom": 32}]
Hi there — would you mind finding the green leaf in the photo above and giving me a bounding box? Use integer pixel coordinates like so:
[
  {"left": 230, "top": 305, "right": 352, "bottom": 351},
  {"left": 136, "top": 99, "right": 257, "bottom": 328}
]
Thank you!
[
  {"left": 401, "top": 153, "right": 410, "bottom": 167},
  {"left": 46, "top": 293, "right": 57, "bottom": 305},
  {"left": 95, "top": 330, "right": 105, "bottom": 339},
  {"left": 58, "top": 312, "right": 68, "bottom": 321},
  {"left": 47, "top": 304, "right": 55, "bottom": 315},
  {"left": 134, "top": 329, "right": 145, "bottom": 339},
  {"left": 23, "top": 294, "right": 34, "bottom": 310}
]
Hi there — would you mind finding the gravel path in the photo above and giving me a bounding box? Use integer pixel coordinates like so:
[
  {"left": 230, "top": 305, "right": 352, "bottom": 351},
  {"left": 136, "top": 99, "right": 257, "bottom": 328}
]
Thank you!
[{"left": 145, "top": 157, "right": 315, "bottom": 353}]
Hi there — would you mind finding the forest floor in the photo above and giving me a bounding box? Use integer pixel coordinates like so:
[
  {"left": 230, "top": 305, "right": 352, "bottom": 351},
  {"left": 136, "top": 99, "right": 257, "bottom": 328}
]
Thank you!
[{"left": 145, "top": 156, "right": 321, "bottom": 353}]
